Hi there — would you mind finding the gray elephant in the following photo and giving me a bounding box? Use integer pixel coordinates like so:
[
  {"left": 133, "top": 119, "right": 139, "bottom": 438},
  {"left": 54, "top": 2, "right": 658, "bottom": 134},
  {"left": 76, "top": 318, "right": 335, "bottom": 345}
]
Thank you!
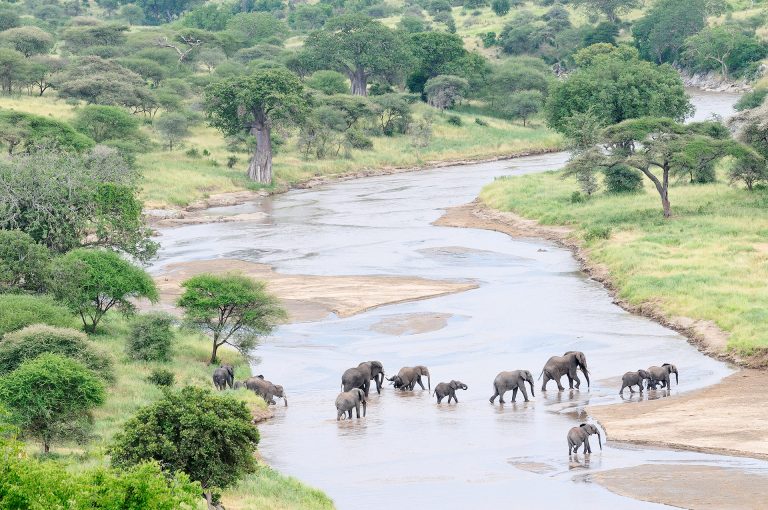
[
  {"left": 433, "top": 380, "right": 468, "bottom": 404},
  {"left": 388, "top": 365, "right": 430, "bottom": 391},
  {"left": 212, "top": 364, "right": 234, "bottom": 390},
  {"left": 647, "top": 363, "right": 678, "bottom": 389},
  {"left": 244, "top": 376, "right": 288, "bottom": 406},
  {"left": 335, "top": 388, "right": 366, "bottom": 421},
  {"left": 489, "top": 370, "right": 535, "bottom": 403},
  {"left": 567, "top": 423, "right": 602, "bottom": 455},
  {"left": 619, "top": 369, "right": 651, "bottom": 394},
  {"left": 341, "top": 361, "right": 385, "bottom": 396},
  {"left": 540, "top": 351, "right": 590, "bottom": 391}
]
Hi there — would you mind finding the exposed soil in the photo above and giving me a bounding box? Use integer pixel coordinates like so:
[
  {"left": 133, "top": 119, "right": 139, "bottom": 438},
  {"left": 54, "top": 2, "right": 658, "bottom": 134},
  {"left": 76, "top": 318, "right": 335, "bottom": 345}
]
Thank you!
[
  {"left": 149, "top": 259, "right": 478, "bottom": 323},
  {"left": 589, "top": 464, "right": 768, "bottom": 510},
  {"left": 369, "top": 312, "right": 452, "bottom": 336},
  {"left": 437, "top": 201, "right": 768, "bottom": 463}
]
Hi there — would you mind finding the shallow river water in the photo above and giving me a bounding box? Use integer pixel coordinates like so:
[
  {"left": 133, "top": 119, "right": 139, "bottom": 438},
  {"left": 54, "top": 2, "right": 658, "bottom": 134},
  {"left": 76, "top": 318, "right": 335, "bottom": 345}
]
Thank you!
[{"left": 154, "top": 91, "right": 768, "bottom": 509}]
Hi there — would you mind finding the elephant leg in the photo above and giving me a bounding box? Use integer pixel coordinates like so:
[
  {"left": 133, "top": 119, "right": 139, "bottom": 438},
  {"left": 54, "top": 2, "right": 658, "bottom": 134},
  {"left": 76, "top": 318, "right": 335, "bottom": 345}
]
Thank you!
[
  {"left": 354, "top": 402, "right": 360, "bottom": 419},
  {"left": 347, "top": 409, "right": 352, "bottom": 419},
  {"left": 489, "top": 388, "right": 499, "bottom": 404},
  {"left": 541, "top": 373, "right": 550, "bottom": 392},
  {"left": 619, "top": 383, "right": 626, "bottom": 395},
  {"left": 453, "top": 393, "right": 459, "bottom": 403},
  {"left": 498, "top": 388, "right": 506, "bottom": 404},
  {"left": 337, "top": 410, "right": 343, "bottom": 421},
  {"left": 520, "top": 384, "right": 529, "bottom": 402},
  {"left": 567, "top": 373, "right": 574, "bottom": 389},
  {"left": 511, "top": 387, "right": 518, "bottom": 402},
  {"left": 437, "top": 394, "right": 443, "bottom": 404},
  {"left": 556, "top": 375, "right": 565, "bottom": 392},
  {"left": 416, "top": 377, "right": 426, "bottom": 390},
  {"left": 363, "top": 380, "right": 370, "bottom": 397},
  {"left": 571, "top": 371, "right": 581, "bottom": 389}
]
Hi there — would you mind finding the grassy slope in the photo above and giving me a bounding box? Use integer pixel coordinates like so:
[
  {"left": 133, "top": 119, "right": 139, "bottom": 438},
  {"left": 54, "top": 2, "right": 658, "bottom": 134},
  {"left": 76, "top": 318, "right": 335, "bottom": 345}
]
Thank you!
[
  {"left": 41, "top": 316, "right": 332, "bottom": 510},
  {"left": 481, "top": 169, "right": 768, "bottom": 358}
]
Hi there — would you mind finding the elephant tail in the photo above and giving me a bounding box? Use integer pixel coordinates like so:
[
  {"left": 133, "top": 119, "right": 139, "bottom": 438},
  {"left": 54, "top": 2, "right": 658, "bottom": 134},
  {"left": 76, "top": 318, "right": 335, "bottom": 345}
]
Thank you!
[{"left": 538, "top": 369, "right": 544, "bottom": 380}]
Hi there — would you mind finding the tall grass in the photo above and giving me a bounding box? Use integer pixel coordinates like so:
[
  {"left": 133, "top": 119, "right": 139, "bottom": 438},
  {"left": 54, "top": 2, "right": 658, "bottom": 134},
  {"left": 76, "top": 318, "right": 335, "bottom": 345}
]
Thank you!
[{"left": 481, "top": 169, "right": 768, "bottom": 358}]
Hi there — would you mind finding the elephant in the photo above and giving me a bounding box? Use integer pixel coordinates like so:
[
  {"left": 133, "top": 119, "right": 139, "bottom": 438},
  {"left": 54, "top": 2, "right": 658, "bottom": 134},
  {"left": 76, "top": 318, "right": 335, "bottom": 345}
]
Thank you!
[
  {"left": 540, "top": 351, "right": 590, "bottom": 391},
  {"left": 567, "top": 423, "right": 602, "bottom": 455},
  {"left": 244, "top": 376, "right": 287, "bottom": 406},
  {"left": 619, "top": 369, "right": 651, "bottom": 394},
  {"left": 387, "top": 365, "right": 430, "bottom": 391},
  {"left": 212, "top": 364, "right": 234, "bottom": 390},
  {"left": 647, "top": 363, "right": 678, "bottom": 390},
  {"left": 433, "top": 380, "right": 468, "bottom": 404},
  {"left": 335, "top": 388, "right": 367, "bottom": 421},
  {"left": 489, "top": 370, "right": 535, "bottom": 404},
  {"left": 234, "top": 374, "right": 262, "bottom": 390},
  {"left": 341, "top": 361, "right": 385, "bottom": 396}
]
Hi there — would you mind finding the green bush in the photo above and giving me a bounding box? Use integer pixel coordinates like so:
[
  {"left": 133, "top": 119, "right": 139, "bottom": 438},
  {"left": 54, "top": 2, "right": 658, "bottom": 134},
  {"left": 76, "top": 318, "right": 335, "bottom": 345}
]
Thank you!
[
  {"left": 735, "top": 88, "right": 768, "bottom": 111},
  {"left": 447, "top": 115, "right": 463, "bottom": 126},
  {"left": 127, "top": 312, "right": 175, "bottom": 362},
  {"left": 570, "top": 191, "right": 586, "bottom": 203},
  {"left": 0, "top": 230, "right": 51, "bottom": 293},
  {"left": 474, "top": 117, "right": 489, "bottom": 126},
  {"left": 0, "top": 294, "right": 73, "bottom": 335},
  {"left": 345, "top": 129, "right": 374, "bottom": 150},
  {"left": 604, "top": 164, "right": 644, "bottom": 193},
  {"left": 584, "top": 226, "right": 612, "bottom": 241},
  {"left": 0, "top": 324, "right": 114, "bottom": 381},
  {"left": 147, "top": 368, "right": 175, "bottom": 387},
  {"left": 185, "top": 147, "right": 201, "bottom": 158}
]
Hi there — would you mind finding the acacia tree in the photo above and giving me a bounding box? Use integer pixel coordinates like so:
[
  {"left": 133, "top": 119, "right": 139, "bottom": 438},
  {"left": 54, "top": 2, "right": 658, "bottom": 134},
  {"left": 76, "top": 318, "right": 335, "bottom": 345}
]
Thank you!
[
  {"left": 205, "top": 68, "right": 306, "bottom": 183},
  {"left": 303, "top": 14, "right": 410, "bottom": 96},
  {"left": 177, "top": 273, "right": 285, "bottom": 364},
  {"left": 573, "top": 0, "right": 641, "bottom": 23},
  {"left": 683, "top": 25, "right": 762, "bottom": 80},
  {"left": 424, "top": 75, "right": 468, "bottom": 110}
]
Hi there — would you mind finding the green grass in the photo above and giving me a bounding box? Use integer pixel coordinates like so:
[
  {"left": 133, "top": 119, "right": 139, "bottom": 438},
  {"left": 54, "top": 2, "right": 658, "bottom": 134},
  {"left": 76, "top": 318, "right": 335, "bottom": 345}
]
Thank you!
[
  {"left": 29, "top": 315, "right": 333, "bottom": 509},
  {"left": 481, "top": 168, "right": 768, "bottom": 359}
]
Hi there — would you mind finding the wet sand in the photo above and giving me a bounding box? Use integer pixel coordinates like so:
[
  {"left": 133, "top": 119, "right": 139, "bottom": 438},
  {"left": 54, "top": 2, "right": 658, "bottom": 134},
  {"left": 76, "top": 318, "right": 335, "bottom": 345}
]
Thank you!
[
  {"left": 590, "top": 464, "right": 768, "bottom": 510},
  {"left": 369, "top": 312, "right": 452, "bottom": 335},
  {"left": 151, "top": 259, "right": 478, "bottom": 322}
]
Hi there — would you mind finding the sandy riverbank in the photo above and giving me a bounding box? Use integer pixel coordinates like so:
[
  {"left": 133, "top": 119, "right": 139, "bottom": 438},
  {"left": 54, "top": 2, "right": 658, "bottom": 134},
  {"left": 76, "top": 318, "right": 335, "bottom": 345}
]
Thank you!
[{"left": 149, "top": 259, "right": 478, "bottom": 323}]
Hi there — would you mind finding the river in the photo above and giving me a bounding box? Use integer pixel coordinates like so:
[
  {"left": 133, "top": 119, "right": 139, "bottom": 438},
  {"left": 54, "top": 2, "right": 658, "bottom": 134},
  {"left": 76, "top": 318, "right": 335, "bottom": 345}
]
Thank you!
[{"left": 153, "top": 90, "right": 767, "bottom": 509}]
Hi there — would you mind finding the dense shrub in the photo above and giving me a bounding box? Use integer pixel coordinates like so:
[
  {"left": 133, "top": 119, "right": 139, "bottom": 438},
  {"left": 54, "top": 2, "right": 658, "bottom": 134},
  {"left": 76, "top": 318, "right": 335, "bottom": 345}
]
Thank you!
[
  {"left": 735, "top": 88, "right": 768, "bottom": 111},
  {"left": 0, "top": 294, "right": 73, "bottom": 335},
  {"left": 147, "top": 368, "right": 175, "bottom": 387},
  {"left": 0, "top": 230, "right": 51, "bottom": 293},
  {"left": 0, "top": 324, "right": 114, "bottom": 381},
  {"left": 447, "top": 114, "right": 463, "bottom": 126},
  {"left": 345, "top": 129, "right": 374, "bottom": 150},
  {"left": 127, "top": 312, "right": 175, "bottom": 362},
  {"left": 604, "top": 164, "right": 644, "bottom": 193}
]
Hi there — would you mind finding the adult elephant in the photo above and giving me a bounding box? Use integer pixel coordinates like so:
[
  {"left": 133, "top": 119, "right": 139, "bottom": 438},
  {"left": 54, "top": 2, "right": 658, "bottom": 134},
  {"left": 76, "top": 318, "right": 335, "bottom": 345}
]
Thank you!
[
  {"left": 489, "top": 370, "right": 535, "bottom": 404},
  {"left": 388, "top": 365, "right": 430, "bottom": 391},
  {"left": 335, "top": 388, "right": 366, "bottom": 421},
  {"left": 212, "top": 364, "right": 234, "bottom": 390},
  {"left": 341, "top": 361, "right": 384, "bottom": 396},
  {"left": 567, "top": 423, "right": 602, "bottom": 455},
  {"left": 647, "top": 363, "right": 678, "bottom": 389},
  {"left": 540, "top": 351, "right": 590, "bottom": 391},
  {"left": 244, "top": 376, "right": 288, "bottom": 406}
]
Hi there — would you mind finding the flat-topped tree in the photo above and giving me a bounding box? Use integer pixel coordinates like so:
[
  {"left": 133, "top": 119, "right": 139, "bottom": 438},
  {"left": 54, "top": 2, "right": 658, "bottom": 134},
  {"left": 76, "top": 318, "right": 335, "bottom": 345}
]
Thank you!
[
  {"left": 205, "top": 68, "right": 306, "bottom": 184},
  {"left": 303, "top": 14, "right": 410, "bottom": 96}
]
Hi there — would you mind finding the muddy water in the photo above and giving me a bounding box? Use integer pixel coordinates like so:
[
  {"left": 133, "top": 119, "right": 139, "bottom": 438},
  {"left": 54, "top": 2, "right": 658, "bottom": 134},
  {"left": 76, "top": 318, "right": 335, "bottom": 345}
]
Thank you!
[{"left": 153, "top": 91, "right": 768, "bottom": 508}]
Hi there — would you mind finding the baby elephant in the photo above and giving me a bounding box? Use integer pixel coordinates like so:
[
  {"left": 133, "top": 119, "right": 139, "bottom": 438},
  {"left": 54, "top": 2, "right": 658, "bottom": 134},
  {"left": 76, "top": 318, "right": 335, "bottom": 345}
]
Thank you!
[
  {"left": 619, "top": 369, "right": 651, "bottom": 394},
  {"left": 567, "top": 423, "right": 602, "bottom": 455},
  {"left": 212, "top": 364, "right": 234, "bottom": 390},
  {"left": 432, "top": 380, "right": 468, "bottom": 404},
  {"left": 335, "top": 388, "right": 366, "bottom": 421}
]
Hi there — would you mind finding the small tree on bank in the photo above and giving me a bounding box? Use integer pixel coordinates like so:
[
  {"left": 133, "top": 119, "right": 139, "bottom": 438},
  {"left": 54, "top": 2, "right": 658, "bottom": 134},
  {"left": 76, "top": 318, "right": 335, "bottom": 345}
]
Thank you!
[
  {"left": 205, "top": 68, "right": 307, "bottom": 184},
  {"left": 177, "top": 273, "right": 285, "bottom": 364},
  {"left": 0, "top": 354, "right": 105, "bottom": 453},
  {"left": 110, "top": 386, "right": 260, "bottom": 510}
]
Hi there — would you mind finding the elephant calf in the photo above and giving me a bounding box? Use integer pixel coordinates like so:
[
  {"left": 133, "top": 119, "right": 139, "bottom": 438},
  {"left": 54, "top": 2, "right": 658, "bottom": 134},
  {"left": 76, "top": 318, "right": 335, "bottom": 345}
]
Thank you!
[
  {"left": 567, "top": 423, "right": 602, "bottom": 455},
  {"left": 243, "top": 376, "right": 287, "bottom": 407},
  {"left": 489, "top": 370, "right": 535, "bottom": 404},
  {"left": 433, "top": 380, "right": 468, "bottom": 404},
  {"left": 647, "top": 363, "right": 679, "bottom": 390},
  {"left": 619, "top": 369, "right": 651, "bottom": 394},
  {"left": 212, "top": 364, "right": 234, "bottom": 390},
  {"left": 335, "top": 388, "right": 366, "bottom": 421}
]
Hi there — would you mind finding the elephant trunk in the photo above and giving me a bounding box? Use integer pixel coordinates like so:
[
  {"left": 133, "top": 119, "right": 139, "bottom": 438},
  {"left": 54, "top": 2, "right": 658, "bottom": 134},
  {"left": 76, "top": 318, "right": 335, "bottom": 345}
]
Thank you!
[
  {"left": 674, "top": 370, "right": 678, "bottom": 385},
  {"left": 283, "top": 395, "right": 288, "bottom": 407},
  {"left": 427, "top": 372, "right": 431, "bottom": 391},
  {"left": 527, "top": 378, "right": 535, "bottom": 397},
  {"left": 362, "top": 400, "right": 366, "bottom": 417},
  {"left": 597, "top": 432, "right": 602, "bottom": 450},
  {"left": 582, "top": 367, "right": 590, "bottom": 389}
]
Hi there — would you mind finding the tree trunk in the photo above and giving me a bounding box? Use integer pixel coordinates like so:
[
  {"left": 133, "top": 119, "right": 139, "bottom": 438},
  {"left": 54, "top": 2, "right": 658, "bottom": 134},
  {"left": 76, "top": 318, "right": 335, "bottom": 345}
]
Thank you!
[
  {"left": 661, "top": 165, "right": 671, "bottom": 218},
  {"left": 349, "top": 68, "right": 368, "bottom": 96},
  {"left": 210, "top": 339, "right": 220, "bottom": 365},
  {"left": 203, "top": 491, "right": 225, "bottom": 510},
  {"left": 247, "top": 108, "right": 272, "bottom": 184}
]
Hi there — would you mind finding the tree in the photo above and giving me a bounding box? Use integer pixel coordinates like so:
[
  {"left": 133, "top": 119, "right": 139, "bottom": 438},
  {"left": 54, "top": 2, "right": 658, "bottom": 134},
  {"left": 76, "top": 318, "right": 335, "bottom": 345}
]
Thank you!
[
  {"left": 0, "top": 4, "right": 19, "bottom": 32},
  {"left": 0, "top": 26, "right": 54, "bottom": 57},
  {"left": 633, "top": 0, "right": 725, "bottom": 64},
  {"left": 0, "top": 148, "right": 157, "bottom": 260},
  {"left": 120, "top": 4, "right": 146, "bottom": 25},
  {"left": 25, "top": 55, "right": 66, "bottom": 96},
  {"left": 0, "top": 230, "right": 50, "bottom": 293},
  {"left": 306, "top": 70, "right": 350, "bottom": 95},
  {"left": 729, "top": 157, "right": 768, "bottom": 191},
  {"left": 205, "top": 68, "right": 306, "bottom": 183},
  {"left": 0, "top": 48, "right": 26, "bottom": 93},
  {"left": 197, "top": 47, "right": 226, "bottom": 73},
  {"left": 73, "top": 105, "right": 141, "bottom": 143},
  {"left": 407, "top": 31, "right": 466, "bottom": 93},
  {"left": 110, "top": 386, "right": 260, "bottom": 509},
  {"left": 49, "top": 248, "right": 158, "bottom": 333},
  {"left": 491, "top": 0, "right": 510, "bottom": 17},
  {"left": 61, "top": 23, "right": 128, "bottom": 54},
  {"left": 225, "top": 12, "right": 286, "bottom": 47},
  {"left": 0, "top": 354, "right": 105, "bottom": 453},
  {"left": 573, "top": 0, "right": 640, "bottom": 23},
  {"left": 424, "top": 75, "right": 468, "bottom": 110},
  {"left": 178, "top": 273, "right": 284, "bottom": 364},
  {"left": 136, "top": 0, "right": 203, "bottom": 24},
  {"left": 502, "top": 90, "right": 543, "bottom": 126},
  {"left": 303, "top": 14, "right": 410, "bottom": 96},
  {"left": 545, "top": 45, "right": 693, "bottom": 132},
  {"left": 683, "top": 26, "right": 766, "bottom": 79},
  {"left": 154, "top": 112, "right": 190, "bottom": 151},
  {"left": 0, "top": 110, "right": 95, "bottom": 155},
  {"left": 371, "top": 93, "right": 412, "bottom": 136}
]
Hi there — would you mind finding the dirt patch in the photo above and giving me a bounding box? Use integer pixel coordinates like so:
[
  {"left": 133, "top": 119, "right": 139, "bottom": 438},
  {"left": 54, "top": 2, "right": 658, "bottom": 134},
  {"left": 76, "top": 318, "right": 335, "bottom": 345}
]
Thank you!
[
  {"left": 589, "top": 370, "right": 768, "bottom": 460},
  {"left": 590, "top": 464, "right": 768, "bottom": 510},
  {"left": 370, "top": 312, "right": 452, "bottom": 336},
  {"left": 149, "top": 259, "right": 478, "bottom": 323},
  {"left": 508, "top": 460, "right": 556, "bottom": 474}
]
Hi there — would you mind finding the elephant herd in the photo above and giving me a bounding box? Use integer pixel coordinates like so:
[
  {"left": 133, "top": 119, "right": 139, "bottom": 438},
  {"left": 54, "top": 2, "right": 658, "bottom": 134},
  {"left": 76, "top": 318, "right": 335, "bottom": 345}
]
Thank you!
[{"left": 213, "top": 352, "right": 680, "bottom": 456}]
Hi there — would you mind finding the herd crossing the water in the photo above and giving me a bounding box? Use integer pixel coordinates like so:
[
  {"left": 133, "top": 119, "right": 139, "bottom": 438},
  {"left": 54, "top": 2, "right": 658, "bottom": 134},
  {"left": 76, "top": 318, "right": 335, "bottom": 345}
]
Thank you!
[{"left": 214, "top": 351, "right": 680, "bottom": 456}]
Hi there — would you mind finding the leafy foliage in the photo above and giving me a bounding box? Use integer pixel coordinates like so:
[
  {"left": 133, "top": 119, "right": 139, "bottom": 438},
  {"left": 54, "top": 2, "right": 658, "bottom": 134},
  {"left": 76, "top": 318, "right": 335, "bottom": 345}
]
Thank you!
[
  {"left": 0, "top": 230, "right": 50, "bottom": 293},
  {"left": 0, "top": 110, "right": 95, "bottom": 155},
  {"left": 0, "top": 294, "right": 73, "bottom": 335},
  {"left": 147, "top": 368, "right": 175, "bottom": 386},
  {"left": 73, "top": 105, "right": 142, "bottom": 143},
  {"left": 424, "top": 75, "right": 468, "bottom": 110},
  {"left": 127, "top": 312, "right": 175, "bottom": 362},
  {"left": 0, "top": 354, "right": 105, "bottom": 453}
]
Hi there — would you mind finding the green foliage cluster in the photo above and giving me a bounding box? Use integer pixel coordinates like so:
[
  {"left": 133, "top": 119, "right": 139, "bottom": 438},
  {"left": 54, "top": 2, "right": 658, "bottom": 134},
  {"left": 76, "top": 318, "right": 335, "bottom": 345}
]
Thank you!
[
  {"left": 0, "top": 294, "right": 73, "bottom": 335},
  {"left": 0, "top": 230, "right": 50, "bottom": 293},
  {"left": 127, "top": 312, "right": 175, "bottom": 362},
  {"left": 147, "top": 368, "right": 176, "bottom": 386}
]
